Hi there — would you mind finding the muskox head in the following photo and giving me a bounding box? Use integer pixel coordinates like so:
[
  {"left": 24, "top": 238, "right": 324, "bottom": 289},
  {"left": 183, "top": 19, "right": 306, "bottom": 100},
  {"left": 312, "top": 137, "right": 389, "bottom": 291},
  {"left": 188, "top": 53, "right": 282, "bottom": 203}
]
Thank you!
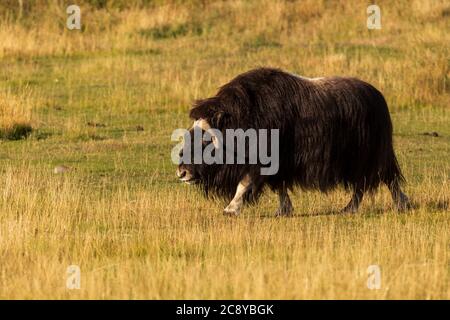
[{"left": 176, "top": 118, "right": 220, "bottom": 185}]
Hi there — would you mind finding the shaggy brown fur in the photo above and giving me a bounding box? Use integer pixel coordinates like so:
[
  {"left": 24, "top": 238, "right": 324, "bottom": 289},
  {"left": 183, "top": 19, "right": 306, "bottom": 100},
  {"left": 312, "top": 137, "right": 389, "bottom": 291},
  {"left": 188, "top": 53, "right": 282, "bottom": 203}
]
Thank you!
[{"left": 178, "top": 67, "right": 409, "bottom": 213}]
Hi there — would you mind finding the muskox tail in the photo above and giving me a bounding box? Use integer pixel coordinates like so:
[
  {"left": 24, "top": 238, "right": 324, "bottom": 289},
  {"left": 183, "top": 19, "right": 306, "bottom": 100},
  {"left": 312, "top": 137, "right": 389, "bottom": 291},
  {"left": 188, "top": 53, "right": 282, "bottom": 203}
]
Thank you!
[
  {"left": 380, "top": 150, "right": 405, "bottom": 190},
  {"left": 366, "top": 85, "right": 406, "bottom": 192}
]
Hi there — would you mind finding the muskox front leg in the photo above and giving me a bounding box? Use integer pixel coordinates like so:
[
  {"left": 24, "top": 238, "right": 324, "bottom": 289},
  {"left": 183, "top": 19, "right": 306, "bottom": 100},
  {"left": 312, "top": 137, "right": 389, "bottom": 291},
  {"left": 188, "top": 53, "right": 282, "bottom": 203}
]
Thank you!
[
  {"left": 275, "top": 184, "right": 293, "bottom": 217},
  {"left": 223, "top": 175, "right": 252, "bottom": 216}
]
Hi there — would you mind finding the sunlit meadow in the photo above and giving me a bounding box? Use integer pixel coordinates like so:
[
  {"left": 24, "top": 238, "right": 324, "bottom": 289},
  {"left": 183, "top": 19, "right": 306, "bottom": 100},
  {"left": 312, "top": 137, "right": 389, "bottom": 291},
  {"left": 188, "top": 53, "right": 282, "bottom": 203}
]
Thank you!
[{"left": 0, "top": 0, "right": 448, "bottom": 299}]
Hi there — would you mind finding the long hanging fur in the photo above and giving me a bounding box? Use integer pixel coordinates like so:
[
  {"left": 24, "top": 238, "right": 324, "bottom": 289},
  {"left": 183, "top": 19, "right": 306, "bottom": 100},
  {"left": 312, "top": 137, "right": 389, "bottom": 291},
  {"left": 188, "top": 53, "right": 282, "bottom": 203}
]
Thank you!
[{"left": 188, "top": 67, "right": 405, "bottom": 201}]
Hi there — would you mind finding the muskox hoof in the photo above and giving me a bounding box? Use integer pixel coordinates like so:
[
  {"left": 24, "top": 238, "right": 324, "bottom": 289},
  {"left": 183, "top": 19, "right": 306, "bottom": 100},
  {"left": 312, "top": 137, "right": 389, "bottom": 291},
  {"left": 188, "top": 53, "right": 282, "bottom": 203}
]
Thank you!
[
  {"left": 395, "top": 193, "right": 412, "bottom": 212},
  {"left": 223, "top": 207, "right": 240, "bottom": 216},
  {"left": 396, "top": 200, "right": 412, "bottom": 212},
  {"left": 341, "top": 205, "right": 358, "bottom": 214},
  {"left": 274, "top": 207, "right": 293, "bottom": 217}
]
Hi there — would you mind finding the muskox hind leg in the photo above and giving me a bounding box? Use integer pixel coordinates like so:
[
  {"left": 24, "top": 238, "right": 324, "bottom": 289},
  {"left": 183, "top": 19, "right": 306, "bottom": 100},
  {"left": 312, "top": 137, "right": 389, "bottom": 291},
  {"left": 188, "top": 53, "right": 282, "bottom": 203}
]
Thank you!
[
  {"left": 388, "top": 181, "right": 411, "bottom": 211},
  {"left": 275, "top": 184, "right": 293, "bottom": 217},
  {"left": 342, "top": 189, "right": 364, "bottom": 213},
  {"left": 223, "top": 175, "right": 252, "bottom": 216}
]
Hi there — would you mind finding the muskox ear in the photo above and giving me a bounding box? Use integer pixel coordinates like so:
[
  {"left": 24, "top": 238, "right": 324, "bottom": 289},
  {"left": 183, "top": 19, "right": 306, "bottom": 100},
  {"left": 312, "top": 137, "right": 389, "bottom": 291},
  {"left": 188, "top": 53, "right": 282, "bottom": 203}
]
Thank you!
[{"left": 210, "top": 110, "right": 231, "bottom": 129}]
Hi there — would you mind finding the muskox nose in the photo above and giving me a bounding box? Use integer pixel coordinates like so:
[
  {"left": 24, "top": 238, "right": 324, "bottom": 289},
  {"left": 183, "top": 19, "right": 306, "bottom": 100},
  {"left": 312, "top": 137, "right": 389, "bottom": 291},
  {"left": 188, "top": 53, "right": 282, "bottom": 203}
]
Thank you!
[{"left": 177, "top": 168, "right": 186, "bottom": 179}]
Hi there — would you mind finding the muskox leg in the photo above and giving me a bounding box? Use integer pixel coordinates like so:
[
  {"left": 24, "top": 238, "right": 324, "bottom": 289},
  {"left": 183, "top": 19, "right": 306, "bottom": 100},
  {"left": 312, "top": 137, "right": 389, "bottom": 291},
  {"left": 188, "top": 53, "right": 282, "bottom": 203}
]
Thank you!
[
  {"left": 388, "top": 181, "right": 411, "bottom": 211},
  {"left": 275, "top": 184, "right": 293, "bottom": 217},
  {"left": 342, "top": 189, "right": 364, "bottom": 213},
  {"left": 223, "top": 175, "right": 252, "bottom": 216}
]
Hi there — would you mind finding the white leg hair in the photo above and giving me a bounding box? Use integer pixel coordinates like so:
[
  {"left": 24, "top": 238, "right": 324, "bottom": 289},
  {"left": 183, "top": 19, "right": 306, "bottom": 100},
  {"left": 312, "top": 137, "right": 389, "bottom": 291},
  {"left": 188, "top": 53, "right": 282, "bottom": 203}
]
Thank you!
[{"left": 223, "top": 175, "right": 252, "bottom": 216}]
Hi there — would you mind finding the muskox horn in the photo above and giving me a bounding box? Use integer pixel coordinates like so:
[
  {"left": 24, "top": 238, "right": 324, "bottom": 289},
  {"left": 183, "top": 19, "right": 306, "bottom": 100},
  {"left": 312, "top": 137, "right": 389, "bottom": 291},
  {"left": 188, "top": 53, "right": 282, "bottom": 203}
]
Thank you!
[
  {"left": 193, "top": 118, "right": 220, "bottom": 148},
  {"left": 193, "top": 119, "right": 211, "bottom": 131}
]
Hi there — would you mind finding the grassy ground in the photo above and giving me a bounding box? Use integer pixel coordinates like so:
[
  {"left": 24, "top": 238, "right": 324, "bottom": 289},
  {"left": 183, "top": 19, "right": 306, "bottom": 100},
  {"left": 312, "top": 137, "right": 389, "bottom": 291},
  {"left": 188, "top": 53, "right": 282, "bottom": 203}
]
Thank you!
[{"left": 0, "top": 0, "right": 449, "bottom": 299}]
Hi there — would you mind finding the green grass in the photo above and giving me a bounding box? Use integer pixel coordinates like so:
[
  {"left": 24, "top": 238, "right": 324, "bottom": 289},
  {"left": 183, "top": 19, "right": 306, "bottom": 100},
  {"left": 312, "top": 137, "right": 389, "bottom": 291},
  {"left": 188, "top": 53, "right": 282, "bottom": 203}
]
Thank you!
[{"left": 0, "top": 0, "right": 448, "bottom": 299}]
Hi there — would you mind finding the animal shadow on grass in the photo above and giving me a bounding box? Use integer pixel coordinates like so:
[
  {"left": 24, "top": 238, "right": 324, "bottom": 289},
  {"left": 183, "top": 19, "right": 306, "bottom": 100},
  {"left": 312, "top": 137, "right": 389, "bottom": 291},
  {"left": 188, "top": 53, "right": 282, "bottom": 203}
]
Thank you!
[
  {"left": 254, "top": 208, "right": 362, "bottom": 219},
  {"left": 211, "top": 199, "right": 443, "bottom": 219},
  {"left": 255, "top": 203, "right": 426, "bottom": 219}
]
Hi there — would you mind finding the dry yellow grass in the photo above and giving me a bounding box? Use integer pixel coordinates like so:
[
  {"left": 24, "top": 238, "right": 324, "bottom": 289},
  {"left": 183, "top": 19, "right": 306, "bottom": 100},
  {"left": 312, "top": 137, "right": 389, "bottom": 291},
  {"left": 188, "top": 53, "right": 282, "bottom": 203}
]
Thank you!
[
  {"left": 0, "top": 0, "right": 448, "bottom": 299},
  {"left": 0, "top": 165, "right": 448, "bottom": 299}
]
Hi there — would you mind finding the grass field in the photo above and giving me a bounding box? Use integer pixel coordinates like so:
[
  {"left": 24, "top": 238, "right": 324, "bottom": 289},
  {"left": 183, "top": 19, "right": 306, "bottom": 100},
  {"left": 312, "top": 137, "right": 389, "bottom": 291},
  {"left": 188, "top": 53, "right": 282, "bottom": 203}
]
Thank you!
[{"left": 0, "top": 0, "right": 449, "bottom": 299}]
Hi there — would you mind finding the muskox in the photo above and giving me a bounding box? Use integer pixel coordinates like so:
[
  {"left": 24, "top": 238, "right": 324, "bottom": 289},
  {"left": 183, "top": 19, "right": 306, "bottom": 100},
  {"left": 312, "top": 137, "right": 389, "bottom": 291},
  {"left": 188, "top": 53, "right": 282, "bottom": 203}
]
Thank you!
[{"left": 176, "top": 67, "right": 410, "bottom": 216}]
